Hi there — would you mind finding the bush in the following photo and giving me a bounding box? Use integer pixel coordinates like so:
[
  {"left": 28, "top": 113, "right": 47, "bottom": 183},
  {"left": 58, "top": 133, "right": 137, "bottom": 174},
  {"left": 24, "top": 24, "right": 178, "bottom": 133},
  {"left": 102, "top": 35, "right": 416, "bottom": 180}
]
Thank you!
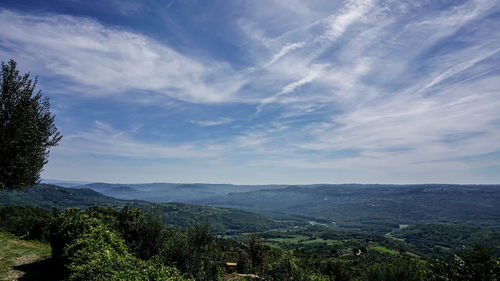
[
  {"left": 364, "top": 258, "right": 424, "bottom": 281},
  {"left": 319, "top": 260, "right": 353, "bottom": 281},
  {"left": 116, "top": 206, "right": 166, "bottom": 260},
  {"left": 158, "top": 220, "right": 224, "bottom": 281},
  {"left": 49, "top": 208, "right": 103, "bottom": 265},
  {"left": 248, "top": 234, "right": 266, "bottom": 271},
  {"left": 425, "top": 245, "right": 500, "bottom": 281},
  {"left": 66, "top": 226, "right": 190, "bottom": 281},
  {"left": 66, "top": 226, "right": 131, "bottom": 281},
  {"left": 0, "top": 205, "right": 54, "bottom": 241},
  {"left": 264, "top": 250, "right": 332, "bottom": 281},
  {"left": 49, "top": 207, "right": 192, "bottom": 281}
]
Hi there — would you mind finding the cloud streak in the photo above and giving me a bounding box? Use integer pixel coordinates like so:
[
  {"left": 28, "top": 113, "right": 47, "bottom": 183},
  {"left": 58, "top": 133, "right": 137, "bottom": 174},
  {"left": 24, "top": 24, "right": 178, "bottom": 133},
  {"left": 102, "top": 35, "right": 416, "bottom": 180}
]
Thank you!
[
  {"left": 189, "top": 117, "right": 233, "bottom": 127},
  {"left": 0, "top": 10, "right": 242, "bottom": 103},
  {"left": 1, "top": 0, "right": 499, "bottom": 183}
]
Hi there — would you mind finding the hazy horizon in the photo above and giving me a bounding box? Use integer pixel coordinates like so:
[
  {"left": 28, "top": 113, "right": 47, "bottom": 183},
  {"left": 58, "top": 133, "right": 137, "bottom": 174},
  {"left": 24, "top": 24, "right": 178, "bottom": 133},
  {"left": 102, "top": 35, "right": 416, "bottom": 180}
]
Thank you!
[{"left": 41, "top": 178, "right": 500, "bottom": 187}]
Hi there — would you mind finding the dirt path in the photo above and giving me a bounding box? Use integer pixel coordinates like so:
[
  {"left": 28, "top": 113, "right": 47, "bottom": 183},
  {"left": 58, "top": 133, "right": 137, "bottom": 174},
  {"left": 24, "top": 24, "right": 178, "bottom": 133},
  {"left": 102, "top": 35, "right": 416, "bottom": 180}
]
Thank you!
[
  {"left": 5, "top": 253, "right": 42, "bottom": 281},
  {"left": 0, "top": 233, "right": 52, "bottom": 281}
]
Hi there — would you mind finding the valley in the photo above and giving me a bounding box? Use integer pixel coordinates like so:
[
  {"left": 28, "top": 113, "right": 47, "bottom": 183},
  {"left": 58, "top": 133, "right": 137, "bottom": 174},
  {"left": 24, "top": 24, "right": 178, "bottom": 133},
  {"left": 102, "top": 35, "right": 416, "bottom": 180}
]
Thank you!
[{"left": 1, "top": 183, "right": 499, "bottom": 280}]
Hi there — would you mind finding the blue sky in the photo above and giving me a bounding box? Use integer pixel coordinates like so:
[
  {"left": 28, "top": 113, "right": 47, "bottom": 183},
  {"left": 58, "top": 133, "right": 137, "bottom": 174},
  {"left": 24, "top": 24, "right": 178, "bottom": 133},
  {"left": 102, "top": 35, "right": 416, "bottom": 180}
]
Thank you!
[{"left": 1, "top": 0, "right": 499, "bottom": 184}]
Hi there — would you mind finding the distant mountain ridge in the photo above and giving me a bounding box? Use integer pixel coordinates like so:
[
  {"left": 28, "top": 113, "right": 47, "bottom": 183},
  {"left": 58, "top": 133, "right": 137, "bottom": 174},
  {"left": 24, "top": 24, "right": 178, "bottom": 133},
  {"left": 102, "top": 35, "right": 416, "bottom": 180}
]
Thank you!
[
  {"left": 38, "top": 181, "right": 500, "bottom": 234},
  {"left": 0, "top": 184, "right": 282, "bottom": 234},
  {"left": 73, "top": 182, "right": 289, "bottom": 203},
  {"left": 195, "top": 184, "right": 500, "bottom": 233},
  {"left": 41, "top": 178, "right": 93, "bottom": 187}
]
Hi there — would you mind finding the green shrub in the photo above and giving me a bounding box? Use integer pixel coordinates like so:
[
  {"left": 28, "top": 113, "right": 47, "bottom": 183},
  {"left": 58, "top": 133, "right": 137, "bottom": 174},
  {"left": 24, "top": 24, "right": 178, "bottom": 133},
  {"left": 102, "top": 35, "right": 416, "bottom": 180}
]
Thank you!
[
  {"left": 425, "top": 245, "right": 500, "bottom": 281},
  {"left": 158, "top": 220, "right": 224, "bottom": 281},
  {"left": 66, "top": 226, "right": 131, "bottom": 281},
  {"left": 364, "top": 258, "right": 424, "bottom": 281},
  {"left": 116, "top": 206, "right": 166, "bottom": 260},
  {"left": 0, "top": 205, "right": 54, "bottom": 241},
  {"left": 248, "top": 234, "right": 266, "bottom": 272},
  {"left": 319, "top": 260, "right": 353, "bottom": 281},
  {"left": 49, "top": 208, "right": 103, "bottom": 265},
  {"left": 66, "top": 226, "right": 190, "bottom": 281},
  {"left": 83, "top": 205, "right": 119, "bottom": 228},
  {"left": 264, "top": 250, "right": 332, "bottom": 281}
]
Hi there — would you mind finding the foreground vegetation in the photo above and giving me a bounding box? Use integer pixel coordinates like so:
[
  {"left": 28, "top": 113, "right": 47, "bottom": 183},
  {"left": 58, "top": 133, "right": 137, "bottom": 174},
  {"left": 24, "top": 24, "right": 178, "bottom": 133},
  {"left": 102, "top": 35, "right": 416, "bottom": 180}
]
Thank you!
[{"left": 1, "top": 205, "right": 499, "bottom": 281}]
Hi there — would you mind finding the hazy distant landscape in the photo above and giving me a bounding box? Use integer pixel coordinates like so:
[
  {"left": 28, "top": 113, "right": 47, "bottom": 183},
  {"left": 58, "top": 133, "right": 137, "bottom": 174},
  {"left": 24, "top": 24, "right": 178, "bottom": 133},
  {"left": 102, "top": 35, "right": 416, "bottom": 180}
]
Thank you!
[
  {"left": 3, "top": 183, "right": 500, "bottom": 250},
  {"left": 61, "top": 182, "right": 500, "bottom": 232}
]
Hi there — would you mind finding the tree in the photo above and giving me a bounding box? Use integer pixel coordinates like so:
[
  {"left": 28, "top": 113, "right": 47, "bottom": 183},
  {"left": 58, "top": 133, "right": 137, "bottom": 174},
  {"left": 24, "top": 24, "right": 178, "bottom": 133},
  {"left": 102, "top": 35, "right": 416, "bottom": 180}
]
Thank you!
[
  {"left": 0, "top": 59, "right": 61, "bottom": 190},
  {"left": 248, "top": 234, "right": 266, "bottom": 271},
  {"left": 425, "top": 245, "right": 500, "bottom": 281}
]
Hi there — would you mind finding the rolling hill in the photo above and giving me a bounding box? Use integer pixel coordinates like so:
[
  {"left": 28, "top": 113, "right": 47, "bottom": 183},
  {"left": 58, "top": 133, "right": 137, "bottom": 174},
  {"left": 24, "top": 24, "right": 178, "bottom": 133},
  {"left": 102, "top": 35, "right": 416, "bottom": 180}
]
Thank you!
[
  {"left": 73, "top": 182, "right": 288, "bottom": 203},
  {"left": 0, "top": 184, "right": 282, "bottom": 234},
  {"left": 6, "top": 183, "right": 499, "bottom": 235},
  {"left": 194, "top": 184, "right": 500, "bottom": 233}
]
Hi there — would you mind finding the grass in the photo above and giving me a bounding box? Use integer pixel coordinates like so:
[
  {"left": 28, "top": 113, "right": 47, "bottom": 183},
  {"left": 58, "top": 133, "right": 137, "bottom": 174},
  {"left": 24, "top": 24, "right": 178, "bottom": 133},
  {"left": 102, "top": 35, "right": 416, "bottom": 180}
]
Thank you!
[
  {"left": 265, "top": 234, "right": 309, "bottom": 244},
  {"left": 384, "top": 231, "right": 405, "bottom": 241},
  {"left": 404, "top": 251, "right": 421, "bottom": 258},
  {"left": 301, "top": 238, "right": 339, "bottom": 246},
  {"left": 0, "top": 232, "right": 52, "bottom": 281},
  {"left": 434, "top": 245, "right": 451, "bottom": 251},
  {"left": 368, "top": 245, "right": 399, "bottom": 255},
  {"left": 264, "top": 234, "right": 340, "bottom": 246}
]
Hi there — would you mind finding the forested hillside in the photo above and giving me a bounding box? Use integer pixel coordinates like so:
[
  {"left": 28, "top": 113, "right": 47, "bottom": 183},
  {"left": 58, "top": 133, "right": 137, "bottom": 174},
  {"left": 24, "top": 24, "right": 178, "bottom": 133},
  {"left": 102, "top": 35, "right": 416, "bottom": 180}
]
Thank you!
[
  {"left": 73, "top": 182, "right": 288, "bottom": 203},
  {"left": 195, "top": 184, "right": 500, "bottom": 233},
  {"left": 0, "top": 184, "right": 281, "bottom": 234},
  {"left": 70, "top": 183, "right": 500, "bottom": 233}
]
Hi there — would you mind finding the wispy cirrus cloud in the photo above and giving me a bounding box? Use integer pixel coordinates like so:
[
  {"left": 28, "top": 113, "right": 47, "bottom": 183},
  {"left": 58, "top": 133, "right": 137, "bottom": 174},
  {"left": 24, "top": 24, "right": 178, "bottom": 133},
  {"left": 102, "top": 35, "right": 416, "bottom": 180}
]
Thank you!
[
  {"left": 0, "top": 10, "right": 243, "bottom": 103},
  {"left": 58, "top": 120, "right": 219, "bottom": 159},
  {"left": 1, "top": 0, "right": 499, "bottom": 184},
  {"left": 189, "top": 117, "right": 233, "bottom": 127},
  {"left": 225, "top": 0, "right": 500, "bottom": 182},
  {"left": 265, "top": 41, "right": 306, "bottom": 67}
]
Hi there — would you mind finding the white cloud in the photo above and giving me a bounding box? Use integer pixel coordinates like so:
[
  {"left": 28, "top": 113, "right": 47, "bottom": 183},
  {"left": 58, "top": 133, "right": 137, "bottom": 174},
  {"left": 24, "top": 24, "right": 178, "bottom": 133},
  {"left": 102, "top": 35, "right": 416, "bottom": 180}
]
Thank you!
[
  {"left": 321, "top": 0, "right": 376, "bottom": 42},
  {"left": 189, "top": 117, "right": 233, "bottom": 127},
  {"left": 225, "top": 0, "right": 500, "bottom": 182},
  {"left": 416, "top": 48, "right": 500, "bottom": 95},
  {"left": 2, "top": 0, "right": 500, "bottom": 183},
  {"left": 265, "top": 41, "right": 306, "bottom": 67},
  {"left": 0, "top": 10, "right": 243, "bottom": 103},
  {"left": 59, "top": 123, "right": 218, "bottom": 159}
]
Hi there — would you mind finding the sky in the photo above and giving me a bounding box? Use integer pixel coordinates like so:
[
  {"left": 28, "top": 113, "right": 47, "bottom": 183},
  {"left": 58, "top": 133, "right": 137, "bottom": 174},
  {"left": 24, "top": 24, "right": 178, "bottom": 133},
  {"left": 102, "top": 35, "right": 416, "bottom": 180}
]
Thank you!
[{"left": 1, "top": 0, "right": 499, "bottom": 185}]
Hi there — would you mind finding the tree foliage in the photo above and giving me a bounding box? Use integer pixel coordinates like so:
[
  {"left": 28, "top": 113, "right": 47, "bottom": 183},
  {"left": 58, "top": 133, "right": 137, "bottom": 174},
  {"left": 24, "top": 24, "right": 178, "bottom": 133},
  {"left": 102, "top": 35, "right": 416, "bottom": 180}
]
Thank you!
[
  {"left": 66, "top": 227, "right": 188, "bottom": 281},
  {"left": 49, "top": 207, "right": 192, "bottom": 281},
  {"left": 0, "top": 205, "right": 54, "bottom": 241},
  {"left": 0, "top": 59, "right": 61, "bottom": 190},
  {"left": 364, "top": 258, "right": 424, "bottom": 281},
  {"left": 263, "top": 250, "right": 332, "bottom": 281},
  {"left": 248, "top": 234, "right": 266, "bottom": 271}
]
